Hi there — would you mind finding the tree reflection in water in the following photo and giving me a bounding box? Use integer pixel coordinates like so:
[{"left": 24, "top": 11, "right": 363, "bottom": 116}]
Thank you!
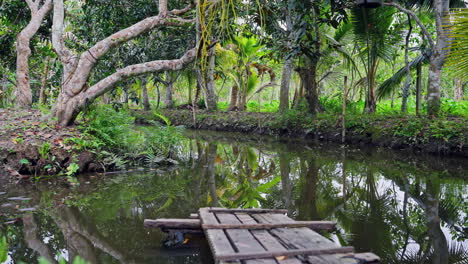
[{"left": 1, "top": 131, "right": 466, "bottom": 264}]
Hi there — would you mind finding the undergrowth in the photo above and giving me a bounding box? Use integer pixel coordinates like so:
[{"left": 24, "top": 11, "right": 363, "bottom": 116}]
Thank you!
[{"left": 73, "top": 105, "right": 183, "bottom": 170}]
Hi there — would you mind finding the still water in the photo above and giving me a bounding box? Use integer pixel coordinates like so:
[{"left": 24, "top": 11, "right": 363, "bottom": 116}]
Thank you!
[{"left": 1, "top": 130, "right": 467, "bottom": 264}]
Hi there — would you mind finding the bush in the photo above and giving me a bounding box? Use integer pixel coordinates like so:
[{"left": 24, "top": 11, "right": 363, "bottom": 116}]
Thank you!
[{"left": 80, "top": 105, "right": 182, "bottom": 159}]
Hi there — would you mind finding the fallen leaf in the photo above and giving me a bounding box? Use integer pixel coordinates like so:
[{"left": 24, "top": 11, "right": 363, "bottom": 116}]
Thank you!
[{"left": 275, "top": 256, "right": 288, "bottom": 261}]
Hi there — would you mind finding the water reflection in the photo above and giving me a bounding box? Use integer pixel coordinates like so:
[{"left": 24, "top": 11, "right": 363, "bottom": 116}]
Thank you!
[{"left": 1, "top": 130, "right": 467, "bottom": 264}]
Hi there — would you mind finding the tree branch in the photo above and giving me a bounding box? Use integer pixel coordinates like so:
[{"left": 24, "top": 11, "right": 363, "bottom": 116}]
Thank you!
[
  {"left": 66, "top": 4, "right": 195, "bottom": 95},
  {"left": 83, "top": 48, "right": 197, "bottom": 102},
  {"left": 384, "top": 2, "right": 434, "bottom": 49},
  {"left": 25, "top": 0, "right": 38, "bottom": 12},
  {"left": 52, "top": 0, "right": 74, "bottom": 63}
]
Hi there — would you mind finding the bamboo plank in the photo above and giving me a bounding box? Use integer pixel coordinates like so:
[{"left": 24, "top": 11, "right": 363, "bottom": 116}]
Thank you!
[
  {"left": 215, "top": 212, "right": 276, "bottom": 264},
  {"left": 203, "top": 221, "right": 336, "bottom": 230},
  {"left": 217, "top": 247, "right": 355, "bottom": 261},
  {"left": 198, "top": 208, "right": 238, "bottom": 261},
  {"left": 210, "top": 208, "right": 288, "bottom": 214},
  {"left": 236, "top": 213, "right": 302, "bottom": 264},
  {"left": 253, "top": 214, "right": 372, "bottom": 264},
  {"left": 144, "top": 218, "right": 200, "bottom": 229}
]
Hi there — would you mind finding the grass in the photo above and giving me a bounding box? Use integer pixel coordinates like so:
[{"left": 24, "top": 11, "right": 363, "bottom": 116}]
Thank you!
[{"left": 216, "top": 97, "right": 468, "bottom": 117}]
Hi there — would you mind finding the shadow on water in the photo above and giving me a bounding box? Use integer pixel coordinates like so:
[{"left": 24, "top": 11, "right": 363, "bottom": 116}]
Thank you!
[{"left": 1, "top": 129, "right": 467, "bottom": 263}]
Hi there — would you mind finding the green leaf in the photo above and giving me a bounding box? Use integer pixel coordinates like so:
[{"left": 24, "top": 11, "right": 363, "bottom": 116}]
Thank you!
[{"left": 0, "top": 236, "right": 7, "bottom": 263}]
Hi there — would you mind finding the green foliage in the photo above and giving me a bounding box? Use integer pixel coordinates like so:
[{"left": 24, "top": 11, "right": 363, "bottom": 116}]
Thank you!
[
  {"left": 65, "top": 163, "right": 80, "bottom": 176},
  {"left": 79, "top": 105, "right": 183, "bottom": 168},
  {"left": 19, "top": 158, "right": 30, "bottom": 165},
  {"left": 38, "top": 142, "right": 51, "bottom": 160},
  {"left": 446, "top": 9, "right": 468, "bottom": 82},
  {"left": 0, "top": 236, "right": 7, "bottom": 263},
  {"left": 38, "top": 256, "right": 89, "bottom": 264}
]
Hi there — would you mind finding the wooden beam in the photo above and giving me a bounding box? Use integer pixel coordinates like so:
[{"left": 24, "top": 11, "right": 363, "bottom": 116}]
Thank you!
[
  {"left": 216, "top": 246, "right": 355, "bottom": 261},
  {"left": 202, "top": 221, "right": 336, "bottom": 231},
  {"left": 144, "top": 218, "right": 200, "bottom": 229},
  {"left": 209, "top": 208, "right": 288, "bottom": 214},
  {"left": 145, "top": 218, "right": 336, "bottom": 231}
]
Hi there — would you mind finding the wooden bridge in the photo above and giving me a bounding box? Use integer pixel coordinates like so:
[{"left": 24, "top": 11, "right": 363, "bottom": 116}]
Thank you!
[{"left": 145, "top": 208, "right": 380, "bottom": 264}]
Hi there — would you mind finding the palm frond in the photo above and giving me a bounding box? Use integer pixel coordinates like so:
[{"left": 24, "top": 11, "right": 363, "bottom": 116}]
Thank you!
[
  {"left": 376, "top": 55, "right": 428, "bottom": 100},
  {"left": 446, "top": 8, "right": 468, "bottom": 82}
]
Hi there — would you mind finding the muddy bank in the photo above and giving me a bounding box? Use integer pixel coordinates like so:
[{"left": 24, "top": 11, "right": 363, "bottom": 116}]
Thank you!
[
  {"left": 0, "top": 109, "right": 101, "bottom": 181},
  {"left": 133, "top": 109, "right": 468, "bottom": 157}
]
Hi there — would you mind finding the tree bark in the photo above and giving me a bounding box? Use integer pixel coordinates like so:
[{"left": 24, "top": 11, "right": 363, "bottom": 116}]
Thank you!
[
  {"left": 204, "top": 53, "right": 218, "bottom": 111},
  {"left": 38, "top": 56, "right": 51, "bottom": 105},
  {"left": 427, "top": 0, "right": 450, "bottom": 117},
  {"left": 15, "top": 0, "right": 52, "bottom": 108},
  {"left": 453, "top": 78, "right": 463, "bottom": 101},
  {"left": 142, "top": 78, "right": 151, "bottom": 110},
  {"left": 401, "top": 14, "right": 412, "bottom": 113},
  {"left": 279, "top": 59, "right": 293, "bottom": 112},
  {"left": 164, "top": 72, "right": 174, "bottom": 109},
  {"left": 228, "top": 85, "right": 239, "bottom": 111},
  {"left": 416, "top": 63, "right": 422, "bottom": 115},
  {"left": 51, "top": 0, "right": 195, "bottom": 126},
  {"left": 297, "top": 64, "right": 319, "bottom": 115}
]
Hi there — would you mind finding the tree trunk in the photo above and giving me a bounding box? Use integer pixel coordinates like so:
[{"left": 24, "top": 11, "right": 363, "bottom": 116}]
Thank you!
[
  {"left": 401, "top": 14, "right": 412, "bottom": 113},
  {"left": 453, "top": 78, "right": 463, "bottom": 101},
  {"left": 416, "top": 63, "right": 422, "bottom": 115},
  {"left": 228, "top": 85, "right": 239, "bottom": 111},
  {"left": 204, "top": 53, "right": 218, "bottom": 111},
  {"left": 142, "top": 78, "right": 151, "bottom": 110},
  {"left": 164, "top": 72, "right": 174, "bottom": 109},
  {"left": 279, "top": 58, "right": 293, "bottom": 112},
  {"left": 38, "top": 57, "right": 51, "bottom": 105},
  {"left": 15, "top": 0, "right": 53, "bottom": 108},
  {"left": 51, "top": 0, "right": 195, "bottom": 126},
  {"left": 427, "top": 0, "right": 450, "bottom": 117},
  {"left": 297, "top": 65, "right": 319, "bottom": 115}
]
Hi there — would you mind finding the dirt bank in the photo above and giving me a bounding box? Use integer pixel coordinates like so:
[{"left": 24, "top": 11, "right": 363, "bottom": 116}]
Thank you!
[
  {"left": 133, "top": 109, "right": 468, "bottom": 157},
  {"left": 0, "top": 109, "right": 100, "bottom": 182}
]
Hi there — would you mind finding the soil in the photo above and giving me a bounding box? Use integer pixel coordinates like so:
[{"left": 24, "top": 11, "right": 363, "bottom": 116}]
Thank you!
[{"left": 0, "top": 109, "right": 98, "bottom": 182}]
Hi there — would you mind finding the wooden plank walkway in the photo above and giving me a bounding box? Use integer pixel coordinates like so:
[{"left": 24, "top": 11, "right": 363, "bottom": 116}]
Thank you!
[{"left": 145, "top": 207, "right": 380, "bottom": 264}]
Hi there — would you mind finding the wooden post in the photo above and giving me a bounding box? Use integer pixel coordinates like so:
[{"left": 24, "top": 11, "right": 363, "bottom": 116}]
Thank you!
[
  {"left": 342, "top": 76, "right": 348, "bottom": 144},
  {"left": 416, "top": 63, "right": 422, "bottom": 116}
]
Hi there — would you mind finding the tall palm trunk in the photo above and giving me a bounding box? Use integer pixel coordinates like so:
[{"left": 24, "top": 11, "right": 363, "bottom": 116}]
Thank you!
[
  {"left": 228, "top": 85, "right": 239, "bottom": 111},
  {"left": 401, "top": 14, "right": 412, "bottom": 113},
  {"left": 427, "top": 0, "right": 450, "bottom": 116},
  {"left": 279, "top": 58, "right": 293, "bottom": 112}
]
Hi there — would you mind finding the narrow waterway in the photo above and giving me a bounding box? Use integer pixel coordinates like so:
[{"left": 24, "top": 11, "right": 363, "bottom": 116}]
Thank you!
[{"left": 1, "top": 130, "right": 467, "bottom": 263}]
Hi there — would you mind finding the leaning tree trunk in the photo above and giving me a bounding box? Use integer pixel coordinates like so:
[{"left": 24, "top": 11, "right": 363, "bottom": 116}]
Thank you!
[
  {"left": 15, "top": 0, "right": 52, "bottom": 108},
  {"left": 51, "top": 0, "right": 195, "bottom": 126},
  {"left": 427, "top": 0, "right": 450, "bottom": 116}
]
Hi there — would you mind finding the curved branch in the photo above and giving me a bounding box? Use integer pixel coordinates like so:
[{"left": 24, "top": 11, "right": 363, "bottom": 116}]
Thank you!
[
  {"left": 384, "top": 2, "right": 435, "bottom": 49},
  {"left": 83, "top": 48, "right": 197, "bottom": 102}
]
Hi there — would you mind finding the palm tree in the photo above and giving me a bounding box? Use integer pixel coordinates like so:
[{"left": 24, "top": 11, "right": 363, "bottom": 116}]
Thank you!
[{"left": 351, "top": 6, "right": 399, "bottom": 113}]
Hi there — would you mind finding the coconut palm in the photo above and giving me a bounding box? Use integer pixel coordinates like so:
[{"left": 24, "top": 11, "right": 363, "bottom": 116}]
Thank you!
[{"left": 350, "top": 6, "right": 400, "bottom": 113}]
